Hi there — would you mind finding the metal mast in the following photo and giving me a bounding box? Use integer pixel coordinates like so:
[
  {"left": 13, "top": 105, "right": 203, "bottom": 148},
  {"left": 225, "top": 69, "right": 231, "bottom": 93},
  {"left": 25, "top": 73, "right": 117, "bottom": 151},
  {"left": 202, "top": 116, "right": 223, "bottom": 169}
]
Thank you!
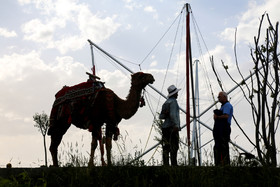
[
  {"left": 185, "top": 3, "right": 191, "bottom": 163},
  {"left": 190, "top": 59, "right": 201, "bottom": 166}
]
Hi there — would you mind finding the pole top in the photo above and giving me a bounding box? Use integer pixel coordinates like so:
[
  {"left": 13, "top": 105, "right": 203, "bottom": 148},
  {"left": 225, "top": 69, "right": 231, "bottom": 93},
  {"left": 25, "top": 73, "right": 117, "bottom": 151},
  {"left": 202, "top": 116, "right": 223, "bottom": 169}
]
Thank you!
[
  {"left": 185, "top": 3, "right": 191, "bottom": 13},
  {"left": 86, "top": 72, "right": 100, "bottom": 80}
]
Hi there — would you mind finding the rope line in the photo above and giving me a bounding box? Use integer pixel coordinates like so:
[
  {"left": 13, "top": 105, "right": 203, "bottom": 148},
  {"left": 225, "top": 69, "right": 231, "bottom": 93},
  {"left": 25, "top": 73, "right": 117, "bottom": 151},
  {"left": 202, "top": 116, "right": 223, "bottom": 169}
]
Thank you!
[
  {"left": 139, "top": 10, "right": 183, "bottom": 66},
  {"left": 191, "top": 12, "right": 217, "bottom": 107},
  {"left": 155, "top": 7, "right": 185, "bottom": 114}
]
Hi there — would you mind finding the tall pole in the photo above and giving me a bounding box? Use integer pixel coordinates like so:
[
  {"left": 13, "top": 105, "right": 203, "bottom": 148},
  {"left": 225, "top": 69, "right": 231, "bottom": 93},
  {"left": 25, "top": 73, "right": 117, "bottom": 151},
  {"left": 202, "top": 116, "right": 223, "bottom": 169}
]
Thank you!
[
  {"left": 195, "top": 59, "right": 201, "bottom": 166},
  {"left": 185, "top": 3, "right": 191, "bottom": 163},
  {"left": 190, "top": 59, "right": 200, "bottom": 166},
  {"left": 88, "top": 40, "right": 102, "bottom": 81},
  {"left": 90, "top": 44, "right": 95, "bottom": 75}
]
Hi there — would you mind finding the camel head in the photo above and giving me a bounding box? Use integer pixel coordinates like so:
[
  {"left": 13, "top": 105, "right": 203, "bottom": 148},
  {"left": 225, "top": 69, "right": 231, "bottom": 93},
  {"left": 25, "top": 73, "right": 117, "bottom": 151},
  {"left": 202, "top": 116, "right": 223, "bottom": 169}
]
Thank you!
[{"left": 131, "top": 72, "right": 155, "bottom": 89}]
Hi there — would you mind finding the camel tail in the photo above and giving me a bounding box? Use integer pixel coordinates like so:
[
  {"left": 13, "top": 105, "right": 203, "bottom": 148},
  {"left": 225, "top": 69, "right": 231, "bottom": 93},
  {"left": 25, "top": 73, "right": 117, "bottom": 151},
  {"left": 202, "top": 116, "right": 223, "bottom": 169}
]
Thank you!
[
  {"left": 47, "top": 110, "right": 69, "bottom": 136},
  {"left": 47, "top": 124, "right": 54, "bottom": 135},
  {"left": 47, "top": 103, "right": 60, "bottom": 136},
  {"left": 47, "top": 108, "right": 56, "bottom": 136}
]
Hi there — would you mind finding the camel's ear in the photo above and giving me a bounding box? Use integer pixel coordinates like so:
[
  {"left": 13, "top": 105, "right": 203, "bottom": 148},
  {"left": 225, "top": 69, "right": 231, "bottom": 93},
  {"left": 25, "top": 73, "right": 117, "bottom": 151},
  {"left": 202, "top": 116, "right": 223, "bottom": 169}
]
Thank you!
[
  {"left": 137, "top": 72, "right": 144, "bottom": 78},
  {"left": 131, "top": 72, "right": 143, "bottom": 79}
]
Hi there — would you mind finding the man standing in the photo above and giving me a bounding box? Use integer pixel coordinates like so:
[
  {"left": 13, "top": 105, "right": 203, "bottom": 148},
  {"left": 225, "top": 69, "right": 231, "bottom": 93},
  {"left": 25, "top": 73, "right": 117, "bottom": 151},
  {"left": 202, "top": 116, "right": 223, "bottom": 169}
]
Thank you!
[
  {"left": 213, "top": 91, "right": 233, "bottom": 166},
  {"left": 159, "top": 85, "right": 181, "bottom": 166}
]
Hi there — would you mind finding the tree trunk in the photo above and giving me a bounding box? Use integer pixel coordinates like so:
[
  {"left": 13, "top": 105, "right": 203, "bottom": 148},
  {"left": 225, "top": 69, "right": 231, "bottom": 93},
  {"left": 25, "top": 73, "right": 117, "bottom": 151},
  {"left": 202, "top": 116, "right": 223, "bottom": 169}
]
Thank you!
[{"left": 43, "top": 135, "right": 48, "bottom": 167}]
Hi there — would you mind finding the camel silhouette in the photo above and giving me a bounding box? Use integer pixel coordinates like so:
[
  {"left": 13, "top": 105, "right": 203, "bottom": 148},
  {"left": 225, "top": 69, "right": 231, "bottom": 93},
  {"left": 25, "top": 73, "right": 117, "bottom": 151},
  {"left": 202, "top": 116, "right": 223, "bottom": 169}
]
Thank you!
[{"left": 48, "top": 72, "right": 155, "bottom": 166}]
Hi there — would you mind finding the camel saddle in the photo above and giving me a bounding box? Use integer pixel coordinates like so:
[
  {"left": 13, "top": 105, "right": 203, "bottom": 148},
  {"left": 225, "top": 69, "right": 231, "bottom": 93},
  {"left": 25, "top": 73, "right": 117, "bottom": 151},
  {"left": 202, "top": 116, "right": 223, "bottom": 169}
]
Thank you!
[
  {"left": 49, "top": 80, "right": 106, "bottom": 131},
  {"left": 53, "top": 80, "right": 105, "bottom": 107}
]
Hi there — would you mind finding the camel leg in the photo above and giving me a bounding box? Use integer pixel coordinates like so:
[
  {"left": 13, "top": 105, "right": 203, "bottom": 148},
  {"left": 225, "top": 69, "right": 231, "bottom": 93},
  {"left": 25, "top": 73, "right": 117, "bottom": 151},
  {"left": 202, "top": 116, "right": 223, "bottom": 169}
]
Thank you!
[
  {"left": 105, "top": 137, "right": 112, "bottom": 166},
  {"left": 99, "top": 137, "right": 107, "bottom": 166},
  {"left": 104, "top": 124, "right": 119, "bottom": 166},
  {"left": 88, "top": 136, "right": 98, "bottom": 167},
  {"left": 49, "top": 134, "right": 63, "bottom": 167}
]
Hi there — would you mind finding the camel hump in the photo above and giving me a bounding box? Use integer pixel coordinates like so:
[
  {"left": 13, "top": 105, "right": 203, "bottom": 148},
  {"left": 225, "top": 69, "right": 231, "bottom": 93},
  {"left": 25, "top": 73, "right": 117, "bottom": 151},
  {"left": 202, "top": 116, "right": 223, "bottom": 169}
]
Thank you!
[
  {"left": 53, "top": 81, "right": 105, "bottom": 107},
  {"left": 55, "top": 82, "right": 93, "bottom": 98}
]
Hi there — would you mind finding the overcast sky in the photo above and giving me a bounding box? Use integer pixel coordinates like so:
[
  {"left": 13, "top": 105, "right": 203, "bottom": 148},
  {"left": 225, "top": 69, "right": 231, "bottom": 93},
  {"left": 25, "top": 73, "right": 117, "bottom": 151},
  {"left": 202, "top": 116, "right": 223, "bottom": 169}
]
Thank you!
[{"left": 0, "top": 0, "right": 279, "bottom": 167}]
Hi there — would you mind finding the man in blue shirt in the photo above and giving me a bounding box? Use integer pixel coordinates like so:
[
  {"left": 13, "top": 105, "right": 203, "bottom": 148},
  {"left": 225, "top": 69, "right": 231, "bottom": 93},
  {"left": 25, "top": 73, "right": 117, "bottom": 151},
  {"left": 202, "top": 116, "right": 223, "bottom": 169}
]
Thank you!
[
  {"left": 159, "top": 85, "right": 181, "bottom": 166},
  {"left": 213, "top": 91, "right": 233, "bottom": 166}
]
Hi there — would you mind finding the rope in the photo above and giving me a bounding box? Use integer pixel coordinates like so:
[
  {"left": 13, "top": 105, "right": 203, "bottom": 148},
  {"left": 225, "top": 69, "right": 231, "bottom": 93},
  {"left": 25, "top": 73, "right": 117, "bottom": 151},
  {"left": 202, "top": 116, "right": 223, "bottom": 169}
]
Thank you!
[
  {"left": 139, "top": 6, "right": 185, "bottom": 66},
  {"left": 143, "top": 7, "right": 191, "bottom": 155},
  {"left": 95, "top": 49, "right": 130, "bottom": 78},
  {"left": 111, "top": 54, "right": 139, "bottom": 66},
  {"left": 156, "top": 8, "right": 185, "bottom": 112},
  {"left": 191, "top": 11, "right": 211, "bottom": 57},
  {"left": 176, "top": 13, "right": 186, "bottom": 86},
  {"left": 190, "top": 9, "right": 256, "bottom": 157},
  {"left": 191, "top": 12, "right": 217, "bottom": 106},
  {"left": 143, "top": 91, "right": 157, "bottom": 152},
  {"left": 142, "top": 8, "right": 185, "bottom": 153}
]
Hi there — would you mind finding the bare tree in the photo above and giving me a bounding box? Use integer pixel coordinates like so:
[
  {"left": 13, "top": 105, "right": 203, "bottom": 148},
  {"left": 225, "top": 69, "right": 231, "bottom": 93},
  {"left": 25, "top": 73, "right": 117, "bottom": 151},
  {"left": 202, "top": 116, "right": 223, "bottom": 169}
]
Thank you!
[
  {"left": 33, "top": 111, "right": 50, "bottom": 167},
  {"left": 219, "top": 13, "right": 279, "bottom": 166}
]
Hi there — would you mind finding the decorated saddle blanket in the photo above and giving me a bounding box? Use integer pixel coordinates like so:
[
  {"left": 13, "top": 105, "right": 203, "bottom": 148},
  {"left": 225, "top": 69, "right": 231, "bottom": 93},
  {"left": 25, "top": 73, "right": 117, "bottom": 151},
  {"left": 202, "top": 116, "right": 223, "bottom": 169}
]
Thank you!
[
  {"left": 53, "top": 81, "right": 104, "bottom": 107},
  {"left": 49, "top": 80, "right": 120, "bottom": 133}
]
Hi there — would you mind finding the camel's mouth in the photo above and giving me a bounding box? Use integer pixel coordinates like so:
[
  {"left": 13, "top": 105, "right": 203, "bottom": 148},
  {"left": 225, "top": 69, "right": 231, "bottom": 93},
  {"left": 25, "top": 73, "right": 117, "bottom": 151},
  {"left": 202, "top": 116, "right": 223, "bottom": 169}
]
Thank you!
[{"left": 148, "top": 76, "right": 155, "bottom": 84}]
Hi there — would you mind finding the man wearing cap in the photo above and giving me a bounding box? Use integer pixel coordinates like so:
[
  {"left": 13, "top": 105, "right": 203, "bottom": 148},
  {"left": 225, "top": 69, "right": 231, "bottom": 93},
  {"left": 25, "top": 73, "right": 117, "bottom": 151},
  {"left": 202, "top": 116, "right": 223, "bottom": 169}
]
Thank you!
[{"left": 159, "top": 85, "right": 181, "bottom": 166}]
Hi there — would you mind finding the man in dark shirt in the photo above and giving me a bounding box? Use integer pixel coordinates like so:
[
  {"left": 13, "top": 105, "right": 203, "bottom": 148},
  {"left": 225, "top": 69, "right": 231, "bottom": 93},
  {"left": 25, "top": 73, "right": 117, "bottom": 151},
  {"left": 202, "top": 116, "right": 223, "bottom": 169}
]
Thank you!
[
  {"left": 213, "top": 91, "right": 233, "bottom": 166},
  {"left": 159, "top": 85, "right": 181, "bottom": 166}
]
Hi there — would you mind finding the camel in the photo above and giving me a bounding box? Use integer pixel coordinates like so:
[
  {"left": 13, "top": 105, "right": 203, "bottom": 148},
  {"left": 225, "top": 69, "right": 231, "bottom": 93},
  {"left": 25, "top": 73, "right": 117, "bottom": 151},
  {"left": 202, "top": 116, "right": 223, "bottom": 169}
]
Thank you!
[{"left": 48, "top": 72, "right": 155, "bottom": 167}]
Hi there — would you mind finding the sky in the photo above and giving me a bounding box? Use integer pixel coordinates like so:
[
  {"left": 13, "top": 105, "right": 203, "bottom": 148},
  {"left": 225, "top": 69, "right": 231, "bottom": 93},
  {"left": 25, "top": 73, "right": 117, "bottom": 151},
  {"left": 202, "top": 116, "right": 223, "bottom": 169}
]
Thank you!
[{"left": 0, "top": 0, "right": 279, "bottom": 167}]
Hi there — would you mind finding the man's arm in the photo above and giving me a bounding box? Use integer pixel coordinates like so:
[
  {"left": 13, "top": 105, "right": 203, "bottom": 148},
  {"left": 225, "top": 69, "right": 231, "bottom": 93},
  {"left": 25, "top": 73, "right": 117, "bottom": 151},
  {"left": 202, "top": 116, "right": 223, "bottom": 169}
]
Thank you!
[{"left": 214, "top": 114, "right": 229, "bottom": 120}]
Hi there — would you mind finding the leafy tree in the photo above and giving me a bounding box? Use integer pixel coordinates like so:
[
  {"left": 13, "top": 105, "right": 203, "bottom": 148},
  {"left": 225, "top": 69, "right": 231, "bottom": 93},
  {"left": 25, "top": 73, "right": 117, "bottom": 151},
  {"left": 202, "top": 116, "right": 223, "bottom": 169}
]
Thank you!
[
  {"left": 33, "top": 111, "right": 50, "bottom": 166},
  {"left": 220, "top": 13, "right": 279, "bottom": 166}
]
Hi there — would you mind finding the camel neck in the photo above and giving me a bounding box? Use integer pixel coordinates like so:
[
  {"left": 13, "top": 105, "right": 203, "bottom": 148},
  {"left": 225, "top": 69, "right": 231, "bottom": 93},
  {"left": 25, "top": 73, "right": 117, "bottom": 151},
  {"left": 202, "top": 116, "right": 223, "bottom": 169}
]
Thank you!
[{"left": 118, "top": 84, "right": 142, "bottom": 119}]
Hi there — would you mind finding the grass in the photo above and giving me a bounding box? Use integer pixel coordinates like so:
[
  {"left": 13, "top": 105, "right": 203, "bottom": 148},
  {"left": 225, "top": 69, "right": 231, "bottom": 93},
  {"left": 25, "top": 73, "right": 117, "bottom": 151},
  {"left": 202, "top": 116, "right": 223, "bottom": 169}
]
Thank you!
[
  {"left": 1, "top": 166, "right": 280, "bottom": 186},
  {"left": 1, "top": 140, "right": 280, "bottom": 186},
  {"left": 51, "top": 123, "right": 265, "bottom": 168},
  {"left": 1, "top": 121, "right": 279, "bottom": 186}
]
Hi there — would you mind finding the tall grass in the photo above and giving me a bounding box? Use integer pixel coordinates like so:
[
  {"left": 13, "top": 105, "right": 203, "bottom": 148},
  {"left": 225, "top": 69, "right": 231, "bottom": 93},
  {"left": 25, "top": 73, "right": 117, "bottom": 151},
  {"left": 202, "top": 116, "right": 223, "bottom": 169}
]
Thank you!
[{"left": 53, "top": 123, "right": 260, "bottom": 167}]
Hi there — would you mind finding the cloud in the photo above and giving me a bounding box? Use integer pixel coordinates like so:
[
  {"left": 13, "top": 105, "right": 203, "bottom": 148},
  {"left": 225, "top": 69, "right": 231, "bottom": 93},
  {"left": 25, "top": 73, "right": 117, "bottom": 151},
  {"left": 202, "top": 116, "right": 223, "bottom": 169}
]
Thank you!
[
  {"left": 123, "top": 0, "right": 142, "bottom": 11},
  {"left": 0, "top": 51, "right": 46, "bottom": 81},
  {"left": 220, "top": 27, "right": 236, "bottom": 42},
  {"left": 150, "top": 61, "right": 158, "bottom": 67},
  {"left": 52, "top": 35, "right": 85, "bottom": 54},
  {"left": 98, "top": 69, "right": 130, "bottom": 95},
  {"left": 125, "top": 24, "right": 132, "bottom": 30},
  {"left": 0, "top": 50, "right": 90, "bottom": 134},
  {"left": 144, "top": 6, "right": 156, "bottom": 13},
  {"left": 22, "top": 18, "right": 64, "bottom": 43},
  {"left": 220, "top": 0, "right": 280, "bottom": 44},
  {"left": 209, "top": 45, "right": 233, "bottom": 66},
  {"left": 0, "top": 28, "right": 17, "bottom": 38},
  {"left": 77, "top": 8, "right": 121, "bottom": 43},
  {"left": 20, "top": 0, "right": 121, "bottom": 54},
  {"left": 17, "top": 0, "right": 31, "bottom": 5},
  {"left": 144, "top": 6, "right": 158, "bottom": 19}
]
